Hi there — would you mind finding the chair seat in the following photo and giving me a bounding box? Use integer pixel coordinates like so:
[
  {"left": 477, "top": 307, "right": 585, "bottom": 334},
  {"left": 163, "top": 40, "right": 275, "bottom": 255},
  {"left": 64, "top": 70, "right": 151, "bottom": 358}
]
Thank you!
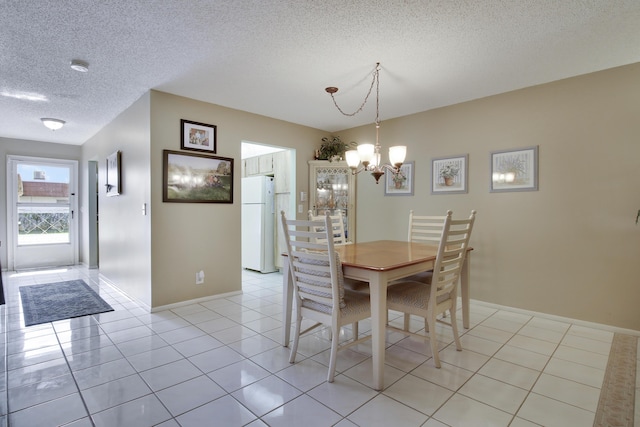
[
  {"left": 343, "top": 290, "right": 371, "bottom": 316},
  {"left": 302, "top": 289, "right": 370, "bottom": 316},
  {"left": 387, "top": 281, "right": 451, "bottom": 309}
]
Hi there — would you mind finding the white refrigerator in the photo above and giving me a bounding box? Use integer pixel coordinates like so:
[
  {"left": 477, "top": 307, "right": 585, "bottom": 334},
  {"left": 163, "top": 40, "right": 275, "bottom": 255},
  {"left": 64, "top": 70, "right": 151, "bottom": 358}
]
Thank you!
[{"left": 241, "top": 176, "right": 277, "bottom": 273}]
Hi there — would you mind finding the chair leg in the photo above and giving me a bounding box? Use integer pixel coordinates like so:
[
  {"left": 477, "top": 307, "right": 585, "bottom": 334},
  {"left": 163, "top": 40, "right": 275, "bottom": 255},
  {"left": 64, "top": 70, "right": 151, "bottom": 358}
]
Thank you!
[
  {"left": 403, "top": 313, "right": 410, "bottom": 331},
  {"left": 327, "top": 325, "right": 340, "bottom": 382},
  {"left": 353, "top": 322, "right": 359, "bottom": 340},
  {"left": 450, "top": 308, "right": 462, "bottom": 351},
  {"left": 289, "top": 312, "right": 302, "bottom": 364},
  {"left": 427, "top": 314, "right": 441, "bottom": 368}
]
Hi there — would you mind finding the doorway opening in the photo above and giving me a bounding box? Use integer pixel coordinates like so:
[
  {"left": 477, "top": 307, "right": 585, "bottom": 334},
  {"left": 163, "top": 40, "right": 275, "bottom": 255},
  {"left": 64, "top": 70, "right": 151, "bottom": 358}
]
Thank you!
[
  {"left": 6, "top": 155, "right": 79, "bottom": 270},
  {"left": 240, "top": 142, "right": 295, "bottom": 284},
  {"left": 88, "top": 160, "right": 99, "bottom": 268}
]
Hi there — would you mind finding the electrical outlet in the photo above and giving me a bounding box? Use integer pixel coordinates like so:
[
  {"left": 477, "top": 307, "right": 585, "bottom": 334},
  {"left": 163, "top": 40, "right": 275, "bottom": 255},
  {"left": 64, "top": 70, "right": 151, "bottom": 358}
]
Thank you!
[{"left": 195, "top": 270, "right": 205, "bottom": 285}]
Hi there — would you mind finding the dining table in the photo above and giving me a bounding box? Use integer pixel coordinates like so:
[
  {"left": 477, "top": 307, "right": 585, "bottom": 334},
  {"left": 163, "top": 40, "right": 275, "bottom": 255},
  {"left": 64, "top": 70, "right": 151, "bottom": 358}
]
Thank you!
[{"left": 281, "top": 239, "right": 473, "bottom": 391}]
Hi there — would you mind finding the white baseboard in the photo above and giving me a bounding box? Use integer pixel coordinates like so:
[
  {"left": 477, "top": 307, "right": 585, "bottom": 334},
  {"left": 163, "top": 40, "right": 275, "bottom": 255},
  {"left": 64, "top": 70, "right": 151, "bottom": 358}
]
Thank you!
[
  {"left": 470, "top": 298, "right": 640, "bottom": 336},
  {"left": 150, "top": 290, "right": 243, "bottom": 313}
]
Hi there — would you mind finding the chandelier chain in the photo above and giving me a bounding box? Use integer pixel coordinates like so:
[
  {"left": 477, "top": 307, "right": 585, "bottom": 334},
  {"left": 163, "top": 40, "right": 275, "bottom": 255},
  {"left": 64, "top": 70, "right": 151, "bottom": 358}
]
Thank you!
[{"left": 328, "top": 64, "right": 380, "bottom": 120}]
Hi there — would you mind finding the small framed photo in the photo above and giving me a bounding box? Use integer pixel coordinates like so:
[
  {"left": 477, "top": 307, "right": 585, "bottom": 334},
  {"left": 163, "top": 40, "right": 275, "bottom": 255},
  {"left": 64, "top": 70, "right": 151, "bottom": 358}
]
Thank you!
[
  {"left": 385, "top": 161, "right": 415, "bottom": 196},
  {"left": 163, "top": 150, "right": 233, "bottom": 203},
  {"left": 490, "top": 146, "right": 538, "bottom": 192},
  {"left": 105, "top": 150, "right": 121, "bottom": 197},
  {"left": 432, "top": 154, "right": 468, "bottom": 194},
  {"left": 181, "top": 119, "right": 216, "bottom": 153}
]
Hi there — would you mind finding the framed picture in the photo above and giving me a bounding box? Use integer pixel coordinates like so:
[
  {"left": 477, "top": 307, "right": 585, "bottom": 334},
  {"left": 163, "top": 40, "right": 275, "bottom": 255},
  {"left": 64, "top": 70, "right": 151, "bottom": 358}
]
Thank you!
[
  {"left": 490, "top": 146, "right": 538, "bottom": 192},
  {"left": 384, "top": 161, "right": 414, "bottom": 196},
  {"left": 105, "top": 150, "right": 121, "bottom": 196},
  {"left": 163, "top": 150, "right": 234, "bottom": 203},
  {"left": 181, "top": 119, "right": 217, "bottom": 153},
  {"left": 431, "top": 154, "right": 468, "bottom": 194}
]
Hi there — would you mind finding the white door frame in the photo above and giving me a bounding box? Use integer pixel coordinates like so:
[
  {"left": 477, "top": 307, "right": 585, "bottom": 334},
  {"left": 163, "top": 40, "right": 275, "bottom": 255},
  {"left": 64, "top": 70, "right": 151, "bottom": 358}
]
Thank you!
[{"left": 6, "top": 155, "right": 79, "bottom": 270}]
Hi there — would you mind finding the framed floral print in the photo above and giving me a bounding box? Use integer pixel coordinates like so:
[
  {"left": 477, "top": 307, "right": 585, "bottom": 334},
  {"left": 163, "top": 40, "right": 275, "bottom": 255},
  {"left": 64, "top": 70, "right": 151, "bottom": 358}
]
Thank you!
[
  {"left": 490, "top": 146, "right": 538, "bottom": 192},
  {"left": 431, "top": 154, "right": 468, "bottom": 194},
  {"left": 384, "top": 161, "right": 415, "bottom": 196}
]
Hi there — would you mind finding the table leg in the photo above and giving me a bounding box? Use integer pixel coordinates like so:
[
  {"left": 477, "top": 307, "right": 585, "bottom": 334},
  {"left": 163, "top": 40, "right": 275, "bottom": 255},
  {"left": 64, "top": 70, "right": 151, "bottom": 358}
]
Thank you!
[
  {"left": 460, "top": 252, "right": 470, "bottom": 329},
  {"left": 282, "top": 256, "right": 293, "bottom": 347},
  {"left": 369, "top": 274, "right": 386, "bottom": 391}
]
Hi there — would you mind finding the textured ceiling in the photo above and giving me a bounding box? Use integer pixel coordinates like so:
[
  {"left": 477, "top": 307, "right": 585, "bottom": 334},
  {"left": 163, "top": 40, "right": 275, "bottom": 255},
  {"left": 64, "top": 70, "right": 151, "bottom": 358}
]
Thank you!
[{"left": 1, "top": 1, "right": 639, "bottom": 145}]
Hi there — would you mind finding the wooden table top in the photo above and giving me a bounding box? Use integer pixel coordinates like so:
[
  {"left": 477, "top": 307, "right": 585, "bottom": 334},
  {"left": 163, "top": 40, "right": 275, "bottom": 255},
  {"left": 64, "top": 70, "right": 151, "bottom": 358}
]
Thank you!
[{"left": 334, "top": 240, "right": 439, "bottom": 271}]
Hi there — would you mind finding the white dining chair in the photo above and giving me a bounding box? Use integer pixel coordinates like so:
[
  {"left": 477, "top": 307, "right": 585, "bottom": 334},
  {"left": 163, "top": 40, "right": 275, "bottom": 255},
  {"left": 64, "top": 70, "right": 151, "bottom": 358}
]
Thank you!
[
  {"left": 403, "top": 210, "right": 449, "bottom": 281},
  {"left": 388, "top": 210, "right": 449, "bottom": 327},
  {"left": 386, "top": 210, "right": 476, "bottom": 368},
  {"left": 281, "top": 211, "right": 371, "bottom": 382},
  {"left": 309, "top": 210, "right": 368, "bottom": 293},
  {"left": 308, "top": 210, "right": 350, "bottom": 245}
]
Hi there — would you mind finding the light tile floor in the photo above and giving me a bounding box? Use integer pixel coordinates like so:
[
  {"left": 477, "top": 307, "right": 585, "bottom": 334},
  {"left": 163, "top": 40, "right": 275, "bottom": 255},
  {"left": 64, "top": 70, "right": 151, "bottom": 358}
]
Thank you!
[{"left": 0, "top": 266, "right": 635, "bottom": 426}]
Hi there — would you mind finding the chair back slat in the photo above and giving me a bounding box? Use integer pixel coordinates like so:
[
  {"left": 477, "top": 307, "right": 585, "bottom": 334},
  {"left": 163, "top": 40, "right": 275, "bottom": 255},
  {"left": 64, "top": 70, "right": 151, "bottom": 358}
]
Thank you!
[
  {"left": 281, "top": 211, "right": 344, "bottom": 312},
  {"left": 309, "top": 210, "right": 349, "bottom": 245},
  {"left": 430, "top": 210, "right": 476, "bottom": 301},
  {"left": 408, "top": 210, "right": 448, "bottom": 244}
]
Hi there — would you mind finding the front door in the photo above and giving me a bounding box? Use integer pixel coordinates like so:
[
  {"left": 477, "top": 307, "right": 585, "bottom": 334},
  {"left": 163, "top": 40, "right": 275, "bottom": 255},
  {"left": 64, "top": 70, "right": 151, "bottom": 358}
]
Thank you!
[{"left": 7, "top": 155, "right": 78, "bottom": 270}]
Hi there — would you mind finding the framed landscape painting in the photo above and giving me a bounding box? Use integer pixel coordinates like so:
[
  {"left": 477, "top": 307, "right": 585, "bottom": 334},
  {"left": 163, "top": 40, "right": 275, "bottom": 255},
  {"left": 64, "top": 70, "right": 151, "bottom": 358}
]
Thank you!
[{"left": 163, "top": 150, "right": 233, "bottom": 203}]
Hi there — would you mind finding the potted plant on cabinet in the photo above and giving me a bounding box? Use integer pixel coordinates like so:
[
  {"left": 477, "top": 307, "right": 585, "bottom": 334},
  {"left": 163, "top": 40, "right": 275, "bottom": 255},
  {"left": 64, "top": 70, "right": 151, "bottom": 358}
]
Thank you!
[{"left": 316, "top": 136, "right": 356, "bottom": 162}]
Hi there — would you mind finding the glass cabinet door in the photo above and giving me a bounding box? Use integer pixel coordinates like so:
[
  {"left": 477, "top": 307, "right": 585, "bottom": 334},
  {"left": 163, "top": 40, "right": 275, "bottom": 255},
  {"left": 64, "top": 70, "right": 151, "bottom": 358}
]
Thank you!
[{"left": 308, "top": 160, "right": 356, "bottom": 242}]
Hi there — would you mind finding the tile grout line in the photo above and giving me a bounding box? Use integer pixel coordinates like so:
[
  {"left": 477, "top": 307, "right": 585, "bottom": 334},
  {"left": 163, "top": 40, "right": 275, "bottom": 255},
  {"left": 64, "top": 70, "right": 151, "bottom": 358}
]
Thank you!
[
  {"left": 506, "top": 317, "right": 572, "bottom": 426},
  {"left": 52, "top": 321, "right": 96, "bottom": 427}
]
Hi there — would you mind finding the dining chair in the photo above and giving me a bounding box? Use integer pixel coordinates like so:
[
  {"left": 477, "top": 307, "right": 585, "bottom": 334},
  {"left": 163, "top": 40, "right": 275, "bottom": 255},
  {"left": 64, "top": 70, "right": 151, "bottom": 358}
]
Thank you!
[
  {"left": 281, "top": 211, "right": 371, "bottom": 382},
  {"left": 388, "top": 210, "right": 449, "bottom": 326},
  {"left": 386, "top": 209, "right": 476, "bottom": 368},
  {"left": 308, "top": 209, "right": 350, "bottom": 245},
  {"left": 402, "top": 210, "right": 449, "bottom": 282},
  {"left": 308, "top": 209, "right": 368, "bottom": 293}
]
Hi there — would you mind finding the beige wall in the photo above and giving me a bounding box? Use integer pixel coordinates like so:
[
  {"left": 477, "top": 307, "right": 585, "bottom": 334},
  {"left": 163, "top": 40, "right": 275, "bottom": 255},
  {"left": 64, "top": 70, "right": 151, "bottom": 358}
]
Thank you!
[
  {"left": 339, "top": 63, "right": 640, "bottom": 330},
  {"left": 148, "top": 90, "right": 324, "bottom": 307},
  {"left": 11, "top": 63, "right": 639, "bottom": 331},
  {"left": 78, "top": 89, "right": 323, "bottom": 309},
  {"left": 81, "top": 93, "right": 152, "bottom": 306}
]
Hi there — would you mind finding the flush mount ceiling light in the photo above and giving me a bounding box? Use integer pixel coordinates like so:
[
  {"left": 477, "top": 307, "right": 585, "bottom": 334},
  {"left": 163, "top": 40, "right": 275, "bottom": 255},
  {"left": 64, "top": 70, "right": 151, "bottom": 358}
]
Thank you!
[
  {"left": 41, "top": 118, "right": 66, "bottom": 131},
  {"left": 0, "top": 91, "right": 48, "bottom": 102},
  {"left": 70, "top": 59, "right": 89, "bottom": 72},
  {"left": 325, "top": 62, "right": 407, "bottom": 184}
]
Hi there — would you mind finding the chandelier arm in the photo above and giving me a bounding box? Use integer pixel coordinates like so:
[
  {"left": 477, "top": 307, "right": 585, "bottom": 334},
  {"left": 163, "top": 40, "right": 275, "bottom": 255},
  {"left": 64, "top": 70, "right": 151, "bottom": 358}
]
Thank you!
[
  {"left": 327, "top": 64, "right": 380, "bottom": 117},
  {"left": 380, "top": 163, "right": 402, "bottom": 173},
  {"left": 348, "top": 164, "right": 367, "bottom": 175}
]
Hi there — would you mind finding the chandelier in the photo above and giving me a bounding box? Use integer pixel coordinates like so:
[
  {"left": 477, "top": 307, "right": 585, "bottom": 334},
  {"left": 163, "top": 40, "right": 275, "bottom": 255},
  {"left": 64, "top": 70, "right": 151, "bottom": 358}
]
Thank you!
[{"left": 325, "top": 63, "right": 407, "bottom": 184}]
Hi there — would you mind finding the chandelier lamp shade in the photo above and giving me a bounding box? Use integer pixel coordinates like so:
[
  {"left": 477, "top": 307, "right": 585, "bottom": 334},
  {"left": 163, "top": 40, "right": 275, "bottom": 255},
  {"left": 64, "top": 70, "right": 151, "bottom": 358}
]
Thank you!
[
  {"left": 41, "top": 118, "right": 66, "bottom": 131},
  {"left": 325, "top": 62, "right": 407, "bottom": 184}
]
